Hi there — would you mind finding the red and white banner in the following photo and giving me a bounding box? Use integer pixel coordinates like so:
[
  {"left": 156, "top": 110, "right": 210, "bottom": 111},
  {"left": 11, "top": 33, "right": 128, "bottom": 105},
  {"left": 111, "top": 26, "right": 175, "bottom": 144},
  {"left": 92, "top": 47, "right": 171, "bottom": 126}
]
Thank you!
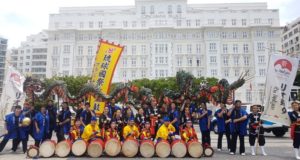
[
  {"left": 0, "top": 66, "right": 25, "bottom": 119},
  {"left": 261, "top": 54, "right": 299, "bottom": 126}
]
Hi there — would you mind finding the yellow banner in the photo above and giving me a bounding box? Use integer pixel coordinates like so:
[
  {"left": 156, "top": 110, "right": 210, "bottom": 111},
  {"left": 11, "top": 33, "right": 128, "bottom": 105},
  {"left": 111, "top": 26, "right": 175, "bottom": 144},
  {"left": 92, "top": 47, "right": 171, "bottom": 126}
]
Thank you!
[{"left": 90, "top": 40, "right": 124, "bottom": 115}]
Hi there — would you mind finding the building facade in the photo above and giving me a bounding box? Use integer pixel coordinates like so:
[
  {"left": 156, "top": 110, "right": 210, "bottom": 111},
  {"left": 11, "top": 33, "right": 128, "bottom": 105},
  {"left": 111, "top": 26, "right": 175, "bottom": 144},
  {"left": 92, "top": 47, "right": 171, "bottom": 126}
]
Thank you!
[
  {"left": 0, "top": 37, "right": 8, "bottom": 97},
  {"left": 282, "top": 17, "right": 300, "bottom": 57},
  {"left": 47, "top": 0, "right": 281, "bottom": 103},
  {"left": 10, "top": 32, "right": 48, "bottom": 79}
]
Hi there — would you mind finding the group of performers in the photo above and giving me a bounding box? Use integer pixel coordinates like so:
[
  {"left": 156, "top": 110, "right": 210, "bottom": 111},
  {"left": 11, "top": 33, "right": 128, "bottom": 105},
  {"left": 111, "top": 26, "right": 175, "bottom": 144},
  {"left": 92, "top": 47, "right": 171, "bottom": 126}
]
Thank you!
[{"left": 0, "top": 98, "right": 300, "bottom": 159}]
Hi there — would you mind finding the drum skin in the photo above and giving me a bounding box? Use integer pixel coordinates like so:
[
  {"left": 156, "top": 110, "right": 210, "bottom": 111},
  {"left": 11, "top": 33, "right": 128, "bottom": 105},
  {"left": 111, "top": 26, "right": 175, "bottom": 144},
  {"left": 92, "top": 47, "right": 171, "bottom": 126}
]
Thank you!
[
  {"left": 105, "top": 138, "right": 121, "bottom": 157},
  {"left": 171, "top": 139, "right": 187, "bottom": 158},
  {"left": 187, "top": 140, "right": 203, "bottom": 158},
  {"left": 87, "top": 139, "right": 105, "bottom": 158},
  {"left": 155, "top": 140, "right": 171, "bottom": 158},
  {"left": 39, "top": 140, "right": 56, "bottom": 158},
  {"left": 27, "top": 145, "right": 39, "bottom": 158},
  {"left": 204, "top": 146, "right": 214, "bottom": 157},
  {"left": 122, "top": 138, "right": 139, "bottom": 157},
  {"left": 140, "top": 140, "right": 155, "bottom": 158},
  {"left": 55, "top": 140, "right": 72, "bottom": 157},
  {"left": 71, "top": 139, "right": 88, "bottom": 156}
]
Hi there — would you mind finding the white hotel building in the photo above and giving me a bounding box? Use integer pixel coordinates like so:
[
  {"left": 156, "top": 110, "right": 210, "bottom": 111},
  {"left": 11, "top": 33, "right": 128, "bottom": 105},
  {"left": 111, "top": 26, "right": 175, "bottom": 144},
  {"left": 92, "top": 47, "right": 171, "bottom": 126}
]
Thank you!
[{"left": 47, "top": 0, "right": 281, "bottom": 103}]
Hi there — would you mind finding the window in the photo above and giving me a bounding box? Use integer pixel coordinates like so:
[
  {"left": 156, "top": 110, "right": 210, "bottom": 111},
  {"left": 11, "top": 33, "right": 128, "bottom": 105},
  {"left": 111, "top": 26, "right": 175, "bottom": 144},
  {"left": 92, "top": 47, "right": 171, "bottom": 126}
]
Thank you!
[
  {"left": 268, "top": 31, "right": 274, "bottom": 37},
  {"left": 258, "top": 56, "right": 265, "bottom": 64},
  {"left": 222, "top": 19, "right": 226, "bottom": 25},
  {"left": 89, "top": 21, "right": 94, "bottom": 28},
  {"left": 242, "top": 32, "right": 248, "bottom": 38},
  {"left": 141, "top": 45, "right": 146, "bottom": 54},
  {"left": 78, "top": 46, "right": 83, "bottom": 55},
  {"left": 150, "top": 5, "right": 155, "bottom": 14},
  {"left": 132, "top": 70, "right": 136, "bottom": 78},
  {"left": 168, "top": 5, "right": 172, "bottom": 14},
  {"left": 208, "top": 19, "right": 214, "bottom": 25},
  {"left": 132, "top": 21, "right": 137, "bottom": 28},
  {"left": 53, "top": 47, "right": 58, "bottom": 55},
  {"left": 123, "top": 71, "right": 127, "bottom": 78},
  {"left": 197, "top": 70, "right": 202, "bottom": 77},
  {"left": 210, "top": 56, "right": 217, "bottom": 63},
  {"left": 123, "top": 21, "right": 128, "bottom": 27},
  {"left": 257, "top": 42, "right": 264, "bottom": 51},
  {"left": 177, "top": 45, "right": 182, "bottom": 53},
  {"left": 223, "top": 44, "right": 228, "bottom": 53},
  {"left": 131, "top": 58, "right": 136, "bottom": 67},
  {"left": 88, "top": 46, "right": 93, "bottom": 55},
  {"left": 268, "top": 18, "right": 273, "bottom": 25},
  {"left": 98, "top": 21, "right": 103, "bottom": 28},
  {"left": 235, "top": 69, "right": 240, "bottom": 77},
  {"left": 177, "top": 5, "right": 182, "bottom": 14},
  {"left": 176, "top": 20, "right": 182, "bottom": 26},
  {"left": 77, "top": 58, "right": 82, "bottom": 67},
  {"left": 186, "top": 20, "right": 191, "bottom": 27},
  {"left": 141, "top": 58, "right": 146, "bottom": 67},
  {"left": 196, "top": 58, "right": 201, "bottom": 66},
  {"left": 132, "top": 45, "right": 136, "bottom": 54},
  {"left": 187, "top": 44, "right": 192, "bottom": 53},
  {"left": 232, "top": 32, "right": 237, "bottom": 38},
  {"left": 52, "top": 58, "right": 58, "bottom": 67},
  {"left": 211, "top": 69, "right": 217, "bottom": 76},
  {"left": 232, "top": 19, "right": 236, "bottom": 25},
  {"left": 221, "top": 32, "right": 227, "bottom": 39},
  {"left": 270, "top": 43, "right": 276, "bottom": 51},
  {"left": 233, "top": 56, "right": 239, "bottom": 66},
  {"left": 223, "top": 56, "right": 229, "bottom": 66},
  {"left": 196, "top": 19, "right": 200, "bottom": 26},
  {"left": 87, "top": 58, "right": 93, "bottom": 67},
  {"left": 177, "top": 58, "right": 182, "bottom": 66},
  {"left": 141, "top": 70, "right": 146, "bottom": 77},
  {"left": 209, "top": 43, "right": 216, "bottom": 51},
  {"left": 63, "top": 58, "right": 70, "bottom": 66},
  {"left": 141, "top": 21, "right": 146, "bottom": 27},
  {"left": 224, "top": 69, "right": 229, "bottom": 77},
  {"left": 246, "top": 90, "right": 252, "bottom": 102},
  {"left": 63, "top": 45, "right": 70, "bottom": 53},
  {"left": 244, "top": 56, "right": 249, "bottom": 66},
  {"left": 256, "top": 30, "right": 263, "bottom": 37},
  {"left": 141, "top": 6, "right": 146, "bottom": 14},
  {"left": 233, "top": 44, "right": 238, "bottom": 53},
  {"left": 259, "top": 69, "right": 266, "bottom": 76},
  {"left": 242, "top": 19, "right": 247, "bottom": 26},
  {"left": 243, "top": 44, "right": 249, "bottom": 53},
  {"left": 254, "top": 18, "right": 261, "bottom": 24},
  {"left": 196, "top": 44, "right": 201, "bottom": 53}
]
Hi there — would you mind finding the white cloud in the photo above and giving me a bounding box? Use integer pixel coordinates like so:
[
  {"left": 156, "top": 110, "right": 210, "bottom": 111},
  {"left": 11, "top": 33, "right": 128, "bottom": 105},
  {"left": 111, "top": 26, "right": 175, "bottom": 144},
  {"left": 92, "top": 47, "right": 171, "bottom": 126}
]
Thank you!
[{"left": 0, "top": 0, "right": 299, "bottom": 48}]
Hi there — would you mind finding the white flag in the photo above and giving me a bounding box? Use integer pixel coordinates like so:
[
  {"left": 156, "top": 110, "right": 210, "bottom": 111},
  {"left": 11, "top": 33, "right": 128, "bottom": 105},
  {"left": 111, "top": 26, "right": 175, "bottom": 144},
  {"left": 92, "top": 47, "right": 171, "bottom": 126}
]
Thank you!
[
  {"left": 261, "top": 54, "right": 299, "bottom": 126},
  {"left": 0, "top": 66, "right": 25, "bottom": 119}
]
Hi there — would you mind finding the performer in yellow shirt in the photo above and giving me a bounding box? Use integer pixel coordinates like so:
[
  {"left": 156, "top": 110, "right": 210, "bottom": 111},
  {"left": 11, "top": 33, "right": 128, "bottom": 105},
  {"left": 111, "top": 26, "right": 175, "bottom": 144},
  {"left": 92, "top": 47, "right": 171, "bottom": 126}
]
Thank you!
[
  {"left": 181, "top": 119, "right": 198, "bottom": 142},
  {"left": 123, "top": 118, "right": 140, "bottom": 140},
  {"left": 155, "top": 117, "right": 176, "bottom": 141},
  {"left": 81, "top": 117, "right": 101, "bottom": 141},
  {"left": 105, "top": 120, "right": 120, "bottom": 141}
]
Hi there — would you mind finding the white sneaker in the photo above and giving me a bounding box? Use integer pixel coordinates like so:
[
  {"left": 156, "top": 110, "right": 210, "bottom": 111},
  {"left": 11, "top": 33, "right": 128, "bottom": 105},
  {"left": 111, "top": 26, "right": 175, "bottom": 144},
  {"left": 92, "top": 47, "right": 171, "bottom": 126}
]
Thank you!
[
  {"left": 217, "top": 148, "right": 221, "bottom": 151},
  {"left": 251, "top": 146, "right": 255, "bottom": 156},
  {"left": 261, "top": 146, "right": 267, "bottom": 156},
  {"left": 294, "top": 148, "right": 300, "bottom": 160},
  {"left": 230, "top": 152, "right": 235, "bottom": 155},
  {"left": 241, "top": 153, "right": 246, "bottom": 156}
]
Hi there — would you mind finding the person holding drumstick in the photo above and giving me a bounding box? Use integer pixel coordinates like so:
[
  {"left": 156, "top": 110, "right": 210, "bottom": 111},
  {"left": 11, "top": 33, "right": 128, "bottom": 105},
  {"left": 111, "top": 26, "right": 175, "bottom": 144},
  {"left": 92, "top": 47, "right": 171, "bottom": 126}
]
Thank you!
[
  {"left": 123, "top": 118, "right": 140, "bottom": 140},
  {"left": 181, "top": 119, "right": 198, "bottom": 143},
  {"left": 69, "top": 119, "right": 84, "bottom": 141},
  {"left": 155, "top": 117, "right": 176, "bottom": 142},
  {"left": 140, "top": 121, "right": 153, "bottom": 140},
  {"left": 81, "top": 117, "right": 102, "bottom": 142},
  {"left": 105, "top": 120, "right": 120, "bottom": 141}
]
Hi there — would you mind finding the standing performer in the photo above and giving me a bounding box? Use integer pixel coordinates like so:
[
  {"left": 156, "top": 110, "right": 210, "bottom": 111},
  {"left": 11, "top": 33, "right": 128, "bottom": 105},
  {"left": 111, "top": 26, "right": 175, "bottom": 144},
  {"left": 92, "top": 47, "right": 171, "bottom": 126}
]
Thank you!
[
  {"left": 80, "top": 102, "right": 96, "bottom": 126},
  {"left": 140, "top": 121, "right": 153, "bottom": 140},
  {"left": 33, "top": 106, "right": 50, "bottom": 147},
  {"left": 22, "top": 102, "right": 36, "bottom": 140},
  {"left": 81, "top": 117, "right": 102, "bottom": 141},
  {"left": 0, "top": 106, "right": 28, "bottom": 153},
  {"left": 248, "top": 105, "right": 267, "bottom": 156},
  {"left": 135, "top": 108, "right": 146, "bottom": 129},
  {"left": 169, "top": 102, "right": 180, "bottom": 134},
  {"left": 107, "top": 98, "right": 121, "bottom": 118},
  {"left": 198, "top": 103, "right": 212, "bottom": 145},
  {"left": 181, "top": 120, "right": 198, "bottom": 142},
  {"left": 75, "top": 101, "right": 84, "bottom": 121},
  {"left": 57, "top": 102, "right": 71, "bottom": 142},
  {"left": 70, "top": 119, "right": 84, "bottom": 141},
  {"left": 180, "top": 107, "right": 193, "bottom": 129},
  {"left": 289, "top": 101, "right": 300, "bottom": 160},
  {"left": 123, "top": 118, "right": 140, "bottom": 140},
  {"left": 155, "top": 117, "right": 176, "bottom": 142},
  {"left": 215, "top": 102, "right": 231, "bottom": 151},
  {"left": 123, "top": 107, "right": 134, "bottom": 125},
  {"left": 46, "top": 100, "right": 57, "bottom": 140},
  {"left": 228, "top": 100, "right": 248, "bottom": 155},
  {"left": 105, "top": 121, "right": 120, "bottom": 141},
  {"left": 113, "top": 109, "right": 124, "bottom": 136},
  {"left": 99, "top": 107, "right": 111, "bottom": 130}
]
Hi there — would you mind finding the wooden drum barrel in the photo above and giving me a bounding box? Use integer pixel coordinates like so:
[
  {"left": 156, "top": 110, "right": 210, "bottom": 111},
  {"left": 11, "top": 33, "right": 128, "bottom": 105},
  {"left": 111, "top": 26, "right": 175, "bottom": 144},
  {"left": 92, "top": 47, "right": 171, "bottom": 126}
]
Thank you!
[
  {"left": 71, "top": 139, "right": 88, "bottom": 156},
  {"left": 122, "top": 138, "right": 139, "bottom": 157},
  {"left": 105, "top": 138, "right": 121, "bottom": 157},
  {"left": 55, "top": 140, "right": 72, "bottom": 157},
  {"left": 87, "top": 139, "right": 105, "bottom": 158},
  {"left": 204, "top": 146, "right": 214, "bottom": 157},
  {"left": 155, "top": 140, "right": 171, "bottom": 158},
  {"left": 171, "top": 139, "right": 187, "bottom": 158},
  {"left": 27, "top": 145, "right": 39, "bottom": 158},
  {"left": 187, "top": 140, "right": 203, "bottom": 158},
  {"left": 140, "top": 140, "right": 155, "bottom": 158},
  {"left": 39, "top": 140, "right": 56, "bottom": 158}
]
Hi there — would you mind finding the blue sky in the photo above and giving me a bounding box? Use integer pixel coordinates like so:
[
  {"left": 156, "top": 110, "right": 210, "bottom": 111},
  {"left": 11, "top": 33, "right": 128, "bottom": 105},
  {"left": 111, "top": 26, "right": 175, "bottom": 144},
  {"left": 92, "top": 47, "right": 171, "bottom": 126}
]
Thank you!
[{"left": 0, "top": 0, "right": 299, "bottom": 48}]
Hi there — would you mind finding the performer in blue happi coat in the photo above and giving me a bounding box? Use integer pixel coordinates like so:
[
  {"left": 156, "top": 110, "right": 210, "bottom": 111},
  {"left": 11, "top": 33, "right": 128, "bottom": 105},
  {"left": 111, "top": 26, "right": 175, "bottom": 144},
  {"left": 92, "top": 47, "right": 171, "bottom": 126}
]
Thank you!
[
  {"left": 80, "top": 102, "right": 96, "bottom": 126},
  {"left": 215, "top": 102, "right": 231, "bottom": 151},
  {"left": 197, "top": 103, "right": 212, "bottom": 145},
  {"left": 228, "top": 100, "right": 248, "bottom": 155},
  {"left": 56, "top": 102, "right": 71, "bottom": 142},
  {"left": 0, "top": 105, "right": 28, "bottom": 153},
  {"left": 169, "top": 102, "right": 180, "bottom": 134},
  {"left": 46, "top": 100, "right": 57, "bottom": 139},
  {"left": 107, "top": 98, "right": 121, "bottom": 118},
  {"left": 33, "top": 106, "right": 50, "bottom": 147}
]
